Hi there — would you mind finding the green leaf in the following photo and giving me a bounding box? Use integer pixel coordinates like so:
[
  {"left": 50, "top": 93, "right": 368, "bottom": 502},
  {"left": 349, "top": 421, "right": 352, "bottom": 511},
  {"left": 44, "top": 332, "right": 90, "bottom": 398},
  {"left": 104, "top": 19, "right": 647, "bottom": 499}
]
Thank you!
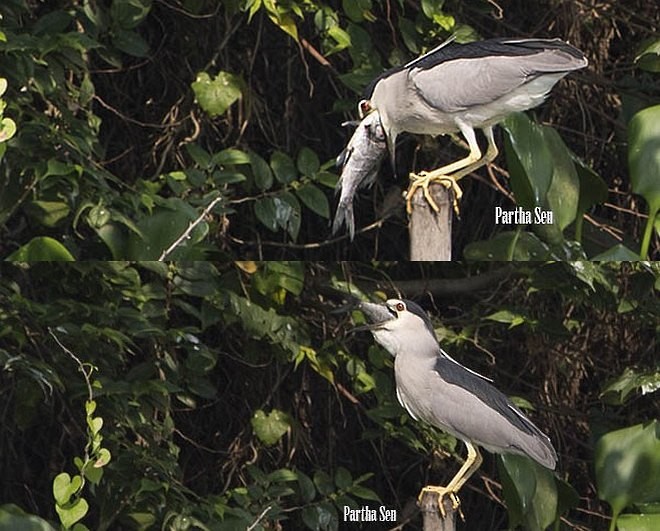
[
  {"left": 185, "top": 143, "right": 212, "bottom": 168},
  {"left": 296, "top": 147, "right": 320, "bottom": 176},
  {"left": 55, "top": 497, "right": 88, "bottom": 529},
  {"left": 251, "top": 409, "right": 291, "bottom": 446},
  {"left": 274, "top": 191, "right": 301, "bottom": 240},
  {"left": 270, "top": 150, "right": 297, "bottom": 184},
  {"left": 542, "top": 127, "right": 579, "bottom": 231},
  {"left": 0, "top": 117, "right": 17, "bottom": 143},
  {"left": 595, "top": 421, "right": 660, "bottom": 521},
  {"left": 618, "top": 514, "right": 660, "bottom": 531},
  {"left": 267, "top": 468, "right": 298, "bottom": 483},
  {"left": 628, "top": 104, "right": 660, "bottom": 258},
  {"left": 601, "top": 368, "right": 660, "bottom": 405},
  {"left": 254, "top": 197, "right": 278, "bottom": 232},
  {"left": 112, "top": 29, "right": 149, "bottom": 57},
  {"left": 635, "top": 39, "right": 660, "bottom": 72},
  {"left": 53, "top": 473, "right": 81, "bottom": 506},
  {"left": 213, "top": 148, "right": 251, "bottom": 166},
  {"left": 0, "top": 503, "right": 57, "bottom": 531},
  {"left": 191, "top": 71, "right": 243, "bottom": 117},
  {"left": 463, "top": 231, "right": 552, "bottom": 261},
  {"left": 590, "top": 244, "right": 640, "bottom": 261},
  {"left": 313, "top": 470, "right": 335, "bottom": 496},
  {"left": 573, "top": 153, "right": 608, "bottom": 241},
  {"left": 297, "top": 471, "right": 316, "bottom": 503},
  {"left": 23, "top": 201, "right": 70, "bottom": 227},
  {"left": 295, "top": 183, "right": 330, "bottom": 218},
  {"left": 485, "top": 310, "right": 528, "bottom": 328},
  {"left": 111, "top": 0, "right": 152, "bottom": 30},
  {"left": 334, "top": 467, "right": 352, "bottom": 490},
  {"left": 249, "top": 150, "right": 274, "bottom": 190},
  {"left": 6, "top": 237, "right": 75, "bottom": 261},
  {"left": 503, "top": 113, "right": 554, "bottom": 210},
  {"left": 88, "top": 416, "right": 103, "bottom": 435},
  {"left": 498, "top": 454, "right": 558, "bottom": 531}
]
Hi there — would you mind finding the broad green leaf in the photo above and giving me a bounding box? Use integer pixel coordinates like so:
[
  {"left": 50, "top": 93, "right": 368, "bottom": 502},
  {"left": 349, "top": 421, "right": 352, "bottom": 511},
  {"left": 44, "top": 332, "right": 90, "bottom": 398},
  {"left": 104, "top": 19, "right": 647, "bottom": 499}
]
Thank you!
[
  {"left": 503, "top": 113, "right": 554, "bottom": 210},
  {"left": 595, "top": 421, "right": 660, "bottom": 521},
  {"left": 498, "top": 454, "right": 558, "bottom": 531},
  {"left": 191, "top": 71, "right": 242, "bottom": 117},
  {"left": 297, "top": 471, "right": 316, "bottom": 503},
  {"left": 112, "top": 29, "right": 149, "bottom": 57},
  {"left": 275, "top": 191, "right": 301, "bottom": 240},
  {"left": 0, "top": 117, "right": 16, "bottom": 142},
  {"left": 463, "top": 231, "right": 552, "bottom": 261},
  {"left": 213, "top": 148, "right": 250, "bottom": 166},
  {"left": 0, "top": 503, "right": 57, "bottom": 531},
  {"left": 267, "top": 12, "right": 298, "bottom": 41},
  {"left": 542, "top": 127, "right": 579, "bottom": 231},
  {"left": 254, "top": 197, "right": 278, "bottom": 231},
  {"left": 251, "top": 409, "right": 291, "bottom": 446},
  {"left": 628, "top": 104, "right": 660, "bottom": 258},
  {"left": 618, "top": 514, "right": 660, "bottom": 531},
  {"left": 600, "top": 368, "right": 660, "bottom": 405},
  {"left": 185, "top": 143, "right": 211, "bottom": 168},
  {"left": 590, "top": 244, "right": 640, "bottom": 261},
  {"left": 110, "top": 0, "right": 152, "bottom": 30},
  {"left": 635, "top": 39, "right": 660, "bottom": 72},
  {"left": 572, "top": 153, "right": 608, "bottom": 241},
  {"left": 267, "top": 468, "right": 298, "bottom": 483},
  {"left": 313, "top": 470, "right": 335, "bottom": 496},
  {"left": 334, "top": 467, "right": 352, "bottom": 490},
  {"left": 23, "top": 201, "right": 70, "bottom": 227},
  {"left": 295, "top": 183, "right": 330, "bottom": 218},
  {"left": 94, "top": 447, "right": 112, "bottom": 467},
  {"left": 6, "top": 237, "right": 75, "bottom": 261},
  {"left": 297, "top": 147, "right": 320, "bottom": 176},
  {"left": 485, "top": 310, "right": 528, "bottom": 328},
  {"left": 53, "top": 473, "right": 82, "bottom": 506},
  {"left": 125, "top": 202, "right": 208, "bottom": 259},
  {"left": 55, "top": 497, "right": 88, "bottom": 529},
  {"left": 270, "top": 151, "right": 297, "bottom": 184},
  {"left": 249, "top": 150, "right": 273, "bottom": 190}
]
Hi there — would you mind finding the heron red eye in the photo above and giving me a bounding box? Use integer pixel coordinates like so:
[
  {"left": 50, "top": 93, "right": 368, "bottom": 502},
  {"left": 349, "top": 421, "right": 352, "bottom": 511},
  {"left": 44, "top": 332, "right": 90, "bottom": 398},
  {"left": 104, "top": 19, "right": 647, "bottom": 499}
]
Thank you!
[{"left": 396, "top": 302, "right": 405, "bottom": 312}]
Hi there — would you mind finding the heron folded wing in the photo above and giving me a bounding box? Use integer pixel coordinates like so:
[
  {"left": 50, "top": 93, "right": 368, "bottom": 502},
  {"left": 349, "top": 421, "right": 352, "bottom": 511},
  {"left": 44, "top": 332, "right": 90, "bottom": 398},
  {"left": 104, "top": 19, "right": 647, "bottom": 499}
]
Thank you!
[{"left": 410, "top": 54, "right": 573, "bottom": 114}]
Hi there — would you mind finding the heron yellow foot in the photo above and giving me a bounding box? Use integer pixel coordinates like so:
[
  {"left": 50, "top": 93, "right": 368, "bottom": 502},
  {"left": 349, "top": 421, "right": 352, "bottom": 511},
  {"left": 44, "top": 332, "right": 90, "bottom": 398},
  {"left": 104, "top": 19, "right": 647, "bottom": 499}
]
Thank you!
[
  {"left": 417, "top": 485, "right": 464, "bottom": 520},
  {"left": 405, "top": 171, "right": 463, "bottom": 215}
]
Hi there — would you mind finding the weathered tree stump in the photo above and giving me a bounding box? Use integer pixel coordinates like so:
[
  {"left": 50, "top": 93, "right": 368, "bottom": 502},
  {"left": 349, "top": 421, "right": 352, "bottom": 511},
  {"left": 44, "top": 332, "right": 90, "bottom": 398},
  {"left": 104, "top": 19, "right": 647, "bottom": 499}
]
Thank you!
[
  {"left": 409, "top": 183, "right": 453, "bottom": 261},
  {"left": 419, "top": 491, "right": 457, "bottom": 531}
]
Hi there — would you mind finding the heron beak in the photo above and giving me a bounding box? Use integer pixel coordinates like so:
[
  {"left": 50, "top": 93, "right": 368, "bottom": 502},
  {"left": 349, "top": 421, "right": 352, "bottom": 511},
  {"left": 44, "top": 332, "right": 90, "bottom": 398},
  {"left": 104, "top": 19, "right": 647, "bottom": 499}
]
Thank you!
[{"left": 358, "top": 301, "right": 395, "bottom": 325}]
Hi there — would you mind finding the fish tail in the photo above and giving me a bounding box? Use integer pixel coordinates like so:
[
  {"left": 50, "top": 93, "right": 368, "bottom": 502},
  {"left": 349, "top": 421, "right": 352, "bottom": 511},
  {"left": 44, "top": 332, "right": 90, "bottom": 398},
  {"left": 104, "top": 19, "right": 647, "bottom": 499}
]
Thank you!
[{"left": 332, "top": 201, "right": 355, "bottom": 240}]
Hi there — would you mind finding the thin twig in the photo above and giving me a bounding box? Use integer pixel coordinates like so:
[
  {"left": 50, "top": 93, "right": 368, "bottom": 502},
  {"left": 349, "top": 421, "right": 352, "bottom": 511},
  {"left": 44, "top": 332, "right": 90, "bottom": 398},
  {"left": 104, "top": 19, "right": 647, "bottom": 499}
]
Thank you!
[
  {"left": 159, "top": 196, "right": 223, "bottom": 260},
  {"left": 246, "top": 505, "right": 272, "bottom": 531}
]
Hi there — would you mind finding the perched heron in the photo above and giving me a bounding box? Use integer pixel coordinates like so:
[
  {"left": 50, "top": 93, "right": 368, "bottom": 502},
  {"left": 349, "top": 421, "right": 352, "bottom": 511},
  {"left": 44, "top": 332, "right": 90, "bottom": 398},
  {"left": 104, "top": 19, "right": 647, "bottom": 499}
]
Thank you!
[
  {"left": 358, "top": 298, "right": 557, "bottom": 515},
  {"left": 359, "top": 37, "right": 588, "bottom": 213}
]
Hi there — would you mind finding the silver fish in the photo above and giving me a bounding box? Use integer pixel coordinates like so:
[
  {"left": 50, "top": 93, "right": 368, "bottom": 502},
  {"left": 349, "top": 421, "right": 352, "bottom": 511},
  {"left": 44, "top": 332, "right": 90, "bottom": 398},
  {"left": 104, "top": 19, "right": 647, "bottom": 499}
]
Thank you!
[{"left": 332, "top": 110, "right": 387, "bottom": 240}]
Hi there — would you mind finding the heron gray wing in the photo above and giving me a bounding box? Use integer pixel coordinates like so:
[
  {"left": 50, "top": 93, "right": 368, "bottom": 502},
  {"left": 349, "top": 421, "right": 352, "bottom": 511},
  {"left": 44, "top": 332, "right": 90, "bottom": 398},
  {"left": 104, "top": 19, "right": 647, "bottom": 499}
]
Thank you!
[
  {"left": 409, "top": 53, "right": 575, "bottom": 113},
  {"left": 433, "top": 356, "right": 549, "bottom": 444}
]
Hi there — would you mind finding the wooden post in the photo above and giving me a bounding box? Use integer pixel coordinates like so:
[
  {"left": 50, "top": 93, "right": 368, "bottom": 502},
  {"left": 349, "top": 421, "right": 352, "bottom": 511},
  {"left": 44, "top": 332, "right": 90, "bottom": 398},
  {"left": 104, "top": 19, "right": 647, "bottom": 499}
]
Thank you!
[
  {"left": 409, "top": 183, "right": 453, "bottom": 261},
  {"left": 419, "top": 491, "right": 457, "bottom": 531}
]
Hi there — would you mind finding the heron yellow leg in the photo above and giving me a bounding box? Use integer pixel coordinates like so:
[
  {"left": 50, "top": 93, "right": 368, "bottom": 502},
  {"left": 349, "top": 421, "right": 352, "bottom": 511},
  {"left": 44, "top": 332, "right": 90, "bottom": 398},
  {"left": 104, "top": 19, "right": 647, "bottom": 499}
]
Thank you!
[
  {"left": 417, "top": 442, "right": 483, "bottom": 518},
  {"left": 406, "top": 125, "right": 498, "bottom": 215}
]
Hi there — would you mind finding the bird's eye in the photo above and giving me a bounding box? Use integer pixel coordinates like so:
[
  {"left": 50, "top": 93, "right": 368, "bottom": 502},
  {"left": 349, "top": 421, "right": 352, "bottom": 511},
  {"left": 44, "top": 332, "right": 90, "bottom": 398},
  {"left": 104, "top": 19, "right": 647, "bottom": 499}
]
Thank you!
[{"left": 396, "top": 302, "right": 405, "bottom": 312}]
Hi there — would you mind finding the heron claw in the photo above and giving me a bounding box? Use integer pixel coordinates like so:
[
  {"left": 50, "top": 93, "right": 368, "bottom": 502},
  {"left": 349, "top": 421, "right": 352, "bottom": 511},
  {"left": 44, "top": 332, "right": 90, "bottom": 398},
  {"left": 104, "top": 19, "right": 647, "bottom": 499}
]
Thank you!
[
  {"left": 418, "top": 485, "right": 465, "bottom": 520},
  {"left": 405, "top": 171, "right": 463, "bottom": 216}
]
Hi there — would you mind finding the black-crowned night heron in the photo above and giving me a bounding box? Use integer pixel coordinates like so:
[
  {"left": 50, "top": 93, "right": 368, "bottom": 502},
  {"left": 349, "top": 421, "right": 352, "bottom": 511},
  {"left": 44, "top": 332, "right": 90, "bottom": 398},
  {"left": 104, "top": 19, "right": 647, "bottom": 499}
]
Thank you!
[
  {"left": 358, "top": 298, "right": 556, "bottom": 515},
  {"left": 359, "top": 37, "right": 588, "bottom": 214}
]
